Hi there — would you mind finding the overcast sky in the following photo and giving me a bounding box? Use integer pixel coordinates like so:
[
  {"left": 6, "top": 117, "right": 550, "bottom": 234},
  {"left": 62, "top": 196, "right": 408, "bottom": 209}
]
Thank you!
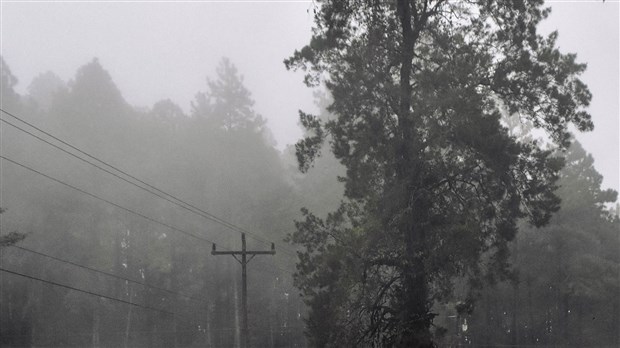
[{"left": 1, "top": 0, "right": 618, "bottom": 192}]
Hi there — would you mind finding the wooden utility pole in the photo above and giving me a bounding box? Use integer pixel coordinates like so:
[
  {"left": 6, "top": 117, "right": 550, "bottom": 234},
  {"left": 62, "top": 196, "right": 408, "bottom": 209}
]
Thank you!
[{"left": 212, "top": 233, "right": 275, "bottom": 348}]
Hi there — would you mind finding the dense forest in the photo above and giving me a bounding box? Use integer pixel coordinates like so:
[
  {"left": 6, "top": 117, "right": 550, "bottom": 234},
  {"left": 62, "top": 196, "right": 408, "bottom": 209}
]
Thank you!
[
  {"left": 1, "top": 1, "right": 618, "bottom": 348},
  {"left": 0, "top": 57, "right": 323, "bottom": 347}
]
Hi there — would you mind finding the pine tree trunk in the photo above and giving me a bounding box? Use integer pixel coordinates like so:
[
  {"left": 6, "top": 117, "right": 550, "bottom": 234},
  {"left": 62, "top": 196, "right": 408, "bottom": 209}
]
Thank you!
[
  {"left": 26, "top": 273, "right": 38, "bottom": 347},
  {"left": 123, "top": 228, "right": 135, "bottom": 348},
  {"left": 576, "top": 301, "right": 584, "bottom": 347},
  {"left": 613, "top": 301, "right": 619, "bottom": 347},
  {"left": 205, "top": 300, "right": 213, "bottom": 348},
  {"left": 512, "top": 240, "right": 520, "bottom": 346},
  {"left": 20, "top": 266, "right": 42, "bottom": 346},
  {"left": 145, "top": 266, "right": 156, "bottom": 348},
  {"left": 233, "top": 266, "right": 241, "bottom": 348},
  {"left": 92, "top": 301, "right": 101, "bottom": 348},
  {"left": 613, "top": 302, "right": 620, "bottom": 346},
  {"left": 394, "top": 1, "right": 432, "bottom": 347},
  {"left": 526, "top": 278, "right": 534, "bottom": 345},
  {"left": 269, "top": 276, "right": 276, "bottom": 348},
  {"left": 170, "top": 241, "right": 179, "bottom": 348},
  {"left": 114, "top": 229, "right": 123, "bottom": 297},
  {"left": 123, "top": 283, "right": 134, "bottom": 348},
  {"left": 146, "top": 291, "right": 155, "bottom": 348},
  {"left": 484, "top": 288, "right": 491, "bottom": 347},
  {"left": 512, "top": 282, "right": 519, "bottom": 346},
  {"left": 204, "top": 262, "right": 213, "bottom": 348}
]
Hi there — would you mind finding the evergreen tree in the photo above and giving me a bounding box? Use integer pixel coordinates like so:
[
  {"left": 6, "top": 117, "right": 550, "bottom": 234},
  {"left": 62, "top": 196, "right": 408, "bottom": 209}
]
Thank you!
[
  {"left": 1, "top": 56, "right": 21, "bottom": 112},
  {"left": 283, "top": 91, "right": 345, "bottom": 217},
  {"left": 286, "top": 1, "right": 592, "bottom": 346},
  {"left": 465, "top": 141, "right": 619, "bottom": 347},
  {"left": 0, "top": 208, "right": 25, "bottom": 247},
  {"left": 26, "top": 71, "right": 67, "bottom": 112},
  {"left": 193, "top": 57, "right": 265, "bottom": 132}
]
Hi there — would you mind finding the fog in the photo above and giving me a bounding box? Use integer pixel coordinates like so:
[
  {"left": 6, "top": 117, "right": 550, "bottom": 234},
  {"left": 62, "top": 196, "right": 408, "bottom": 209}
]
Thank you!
[
  {"left": 1, "top": 1, "right": 618, "bottom": 347},
  {"left": 1, "top": 2, "right": 318, "bottom": 151},
  {"left": 1, "top": 2, "right": 616, "bottom": 192}
]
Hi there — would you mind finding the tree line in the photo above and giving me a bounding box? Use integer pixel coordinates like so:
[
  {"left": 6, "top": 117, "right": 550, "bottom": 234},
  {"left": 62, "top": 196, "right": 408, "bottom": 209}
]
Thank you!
[{"left": 1, "top": 56, "right": 326, "bottom": 347}]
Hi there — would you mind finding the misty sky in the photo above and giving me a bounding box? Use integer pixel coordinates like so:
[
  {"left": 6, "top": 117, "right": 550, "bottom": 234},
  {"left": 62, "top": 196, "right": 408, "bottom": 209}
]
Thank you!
[{"left": 1, "top": 1, "right": 618, "bottom": 192}]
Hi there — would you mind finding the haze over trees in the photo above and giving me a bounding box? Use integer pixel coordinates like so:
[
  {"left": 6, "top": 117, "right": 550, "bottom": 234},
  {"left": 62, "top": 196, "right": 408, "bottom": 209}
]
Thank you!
[
  {"left": 462, "top": 140, "right": 619, "bottom": 347},
  {"left": 0, "top": 2, "right": 618, "bottom": 348},
  {"left": 0, "top": 56, "right": 307, "bottom": 347}
]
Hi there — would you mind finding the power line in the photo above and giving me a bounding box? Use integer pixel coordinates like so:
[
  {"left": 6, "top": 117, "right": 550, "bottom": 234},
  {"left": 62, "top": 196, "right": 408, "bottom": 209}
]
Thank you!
[
  {"left": 0, "top": 117, "right": 269, "bottom": 249},
  {"left": 0, "top": 115, "right": 260, "bottom": 245},
  {"left": 1, "top": 255, "right": 296, "bottom": 332},
  {"left": 11, "top": 245, "right": 207, "bottom": 303},
  {"left": 0, "top": 155, "right": 214, "bottom": 245},
  {"left": 0, "top": 108, "right": 298, "bottom": 258},
  {"left": 0, "top": 325, "right": 306, "bottom": 340},
  {"left": 1, "top": 265, "right": 301, "bottom": 342},
  {"left": 0, "top": 267, "right": 177, "bottom": 317},
  {"left": 0, "top": 155, "right": 294, "bottom": 278}
]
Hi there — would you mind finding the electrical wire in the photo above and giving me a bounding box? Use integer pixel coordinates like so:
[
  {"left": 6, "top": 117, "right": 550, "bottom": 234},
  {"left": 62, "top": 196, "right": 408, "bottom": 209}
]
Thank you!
[
  {"left": 10, "top": 245, "right": 208, "bottom": 303},
  {"left": 0, "top": 116, "right": 270, "bottom": 250},
  {"left": 0, "top": 326, "right": 306, "bottom": 340},
  {"left": 0, "top": 267, "right": 178, "bottom": 317},
  {"left": 0, "top": 155, "right": 215, "bottom": 245},
  {"left": 0, "top": 115, "right": 305, "bottom": 328},
  {"left": 0, "top": 264, "right": 301, "bottom": 340},
  {"left": 0, "top": 155, "right": 294, "bottom": 278},
  {"left": 0, "top": 108, "right": 298, "bottom": 258}
]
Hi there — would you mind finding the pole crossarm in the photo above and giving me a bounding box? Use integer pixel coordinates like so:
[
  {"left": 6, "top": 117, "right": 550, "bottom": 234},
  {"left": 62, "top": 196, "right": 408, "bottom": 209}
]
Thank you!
[
  {"left": 211, "top": 250, "right": 276, "bottom": 256},
  {"left": 211, "top": 233, "right": 276, "bottom": 348}
]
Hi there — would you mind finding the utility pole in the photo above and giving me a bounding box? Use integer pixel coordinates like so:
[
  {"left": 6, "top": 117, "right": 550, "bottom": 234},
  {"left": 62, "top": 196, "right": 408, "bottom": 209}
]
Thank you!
[{"left": 212, "top": 233, "right": 275, "bottom": 348}]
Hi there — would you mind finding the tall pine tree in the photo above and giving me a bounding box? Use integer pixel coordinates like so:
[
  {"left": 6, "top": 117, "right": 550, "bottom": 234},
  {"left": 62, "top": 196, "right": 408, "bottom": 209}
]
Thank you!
[{"left": 286, "top": 1, "right": 592, "bottom": 346}]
